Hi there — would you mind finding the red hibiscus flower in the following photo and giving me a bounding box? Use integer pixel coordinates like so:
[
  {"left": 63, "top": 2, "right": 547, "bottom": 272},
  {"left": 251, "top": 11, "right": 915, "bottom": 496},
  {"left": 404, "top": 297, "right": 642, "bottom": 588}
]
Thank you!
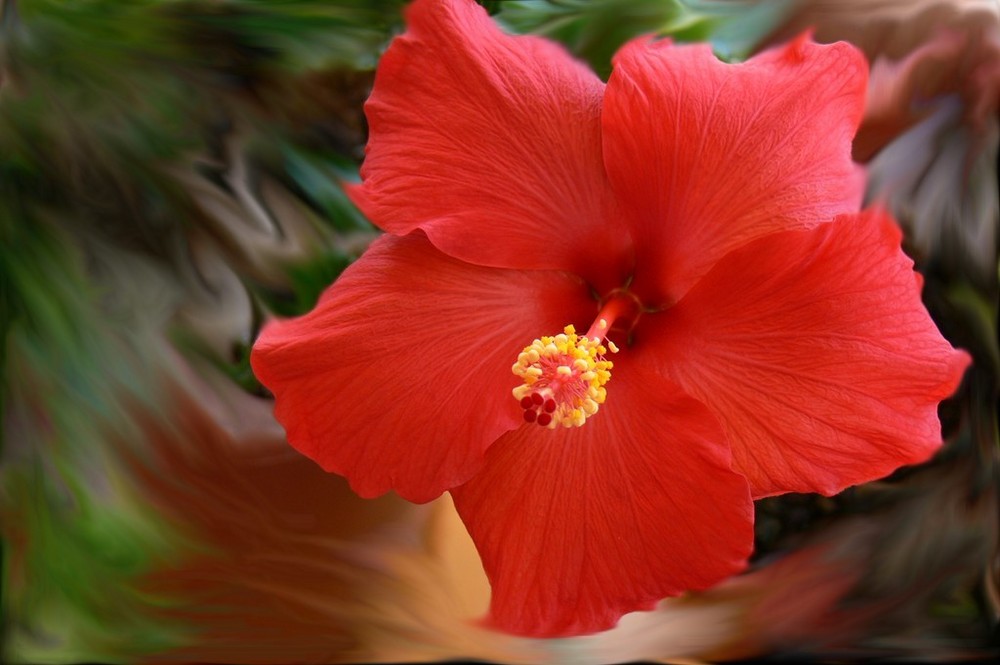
[{"left": 251, "top": 0, "right": 970, "bottom": 637}]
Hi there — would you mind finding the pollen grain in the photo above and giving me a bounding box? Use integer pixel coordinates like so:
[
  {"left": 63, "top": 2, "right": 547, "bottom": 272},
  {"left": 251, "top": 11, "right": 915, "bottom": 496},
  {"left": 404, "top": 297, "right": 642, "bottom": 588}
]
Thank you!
[{"left": 512, "top": 324, "right": 615, "bottom": 430}]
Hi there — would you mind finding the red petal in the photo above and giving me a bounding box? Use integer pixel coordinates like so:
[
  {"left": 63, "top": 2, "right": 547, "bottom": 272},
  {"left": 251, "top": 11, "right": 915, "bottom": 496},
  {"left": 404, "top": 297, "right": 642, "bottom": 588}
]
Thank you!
[
  {"left": 645, "top": 208, "right": 971, "bottom": 498},
  {"left": 251, "top": 232, "right": 595, "bottom": 503},
  {"left": 349, "top": 0, "right": 630, "bottom": 291},
  {"left": 603, "top": 34, "right": 868, "bottom": 305},
  {"left": 450, "top": 351, "right": 753, "bottom": 637}
]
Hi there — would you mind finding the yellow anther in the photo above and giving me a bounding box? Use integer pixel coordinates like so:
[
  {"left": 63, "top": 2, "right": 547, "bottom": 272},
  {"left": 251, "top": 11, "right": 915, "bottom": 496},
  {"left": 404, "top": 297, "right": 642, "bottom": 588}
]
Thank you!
[{"left": 512, "top": 324, "right": 616, "bottom": 430}]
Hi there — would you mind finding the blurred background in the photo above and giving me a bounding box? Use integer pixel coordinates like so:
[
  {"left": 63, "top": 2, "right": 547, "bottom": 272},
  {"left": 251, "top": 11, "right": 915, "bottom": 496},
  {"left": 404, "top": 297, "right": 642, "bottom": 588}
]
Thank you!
[{"left": 1, "top": 0, "right": 997, "bottom": 662}]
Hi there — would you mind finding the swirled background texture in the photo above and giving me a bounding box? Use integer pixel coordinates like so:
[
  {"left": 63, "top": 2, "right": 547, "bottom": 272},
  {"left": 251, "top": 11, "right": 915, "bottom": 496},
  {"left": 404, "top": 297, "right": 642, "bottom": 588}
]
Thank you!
[{"left": 1, "top": 0, "right": 997, "bottom": 662}]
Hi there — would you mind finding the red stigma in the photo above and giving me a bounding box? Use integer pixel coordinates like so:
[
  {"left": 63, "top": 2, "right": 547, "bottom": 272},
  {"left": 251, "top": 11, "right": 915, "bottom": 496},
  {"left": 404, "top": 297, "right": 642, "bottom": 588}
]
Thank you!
[{"left": 520, "top": 390, "right": 563, "bottom": 428}]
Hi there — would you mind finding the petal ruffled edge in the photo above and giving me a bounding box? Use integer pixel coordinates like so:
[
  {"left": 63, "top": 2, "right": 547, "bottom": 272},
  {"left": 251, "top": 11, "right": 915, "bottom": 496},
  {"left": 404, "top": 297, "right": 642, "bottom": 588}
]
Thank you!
[
  {"left": 251, "top": 232, "right": 597, "bottom": 503},
  {"left": 451, "top": 349, "right": 754, "bottom": 636},
  {"left": 349, "top": 0, "right": 631, "bottom": 291},
  {"left": 603, "top": 33, "right": 867, "bottom": 305},
  {"left": 643, "top": 208, "right": 970, "bottom": 498}
]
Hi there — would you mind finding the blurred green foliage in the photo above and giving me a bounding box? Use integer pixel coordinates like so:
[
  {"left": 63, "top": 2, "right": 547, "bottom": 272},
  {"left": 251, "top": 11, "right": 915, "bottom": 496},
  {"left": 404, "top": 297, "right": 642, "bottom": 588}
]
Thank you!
[
  {"left": 1, "top": 210, "right": 192, "bottom": 661},
  {"left": 7, "top": 1, "right": 795, "bottom": 655},
  {"left": 1, "top": 0, "right": 402, "bottom": 661},
  {"left": 2, "top": 0, "right": 996, "bottom": 661},
  {"left": 496, "top": 0, "right": 793, "bottom": 74}
]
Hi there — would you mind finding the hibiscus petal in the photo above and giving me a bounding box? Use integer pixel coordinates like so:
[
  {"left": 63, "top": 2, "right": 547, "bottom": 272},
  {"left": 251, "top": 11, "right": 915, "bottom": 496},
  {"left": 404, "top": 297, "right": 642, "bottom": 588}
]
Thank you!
[
  {"left": 603, "top": 34, "right": 868, "bottom": 305},
  {"left": 349, "top": 0, "right": 630, "bottom": 291},
  {"left": 645, "top": 208, "right": 971, "bottom": 498},
  {"left": 251, "top": 232, "right": 595, "bottom": 503},
  {"left": 450, "top": 351, "right": 753, "bottom": 637}
]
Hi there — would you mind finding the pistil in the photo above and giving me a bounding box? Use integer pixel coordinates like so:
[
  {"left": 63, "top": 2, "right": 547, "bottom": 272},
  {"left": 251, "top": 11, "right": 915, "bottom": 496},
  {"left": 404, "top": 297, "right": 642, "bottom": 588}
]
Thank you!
[{"left": 511, "top": 296, "right": 635, "bottom": 429}]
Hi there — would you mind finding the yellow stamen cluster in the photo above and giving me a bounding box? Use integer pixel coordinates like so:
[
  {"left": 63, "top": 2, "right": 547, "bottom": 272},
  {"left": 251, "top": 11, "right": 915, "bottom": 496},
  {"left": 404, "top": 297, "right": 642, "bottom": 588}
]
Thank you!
[{"left": 512, "top": 324, "right": 616, "bottom": 429}]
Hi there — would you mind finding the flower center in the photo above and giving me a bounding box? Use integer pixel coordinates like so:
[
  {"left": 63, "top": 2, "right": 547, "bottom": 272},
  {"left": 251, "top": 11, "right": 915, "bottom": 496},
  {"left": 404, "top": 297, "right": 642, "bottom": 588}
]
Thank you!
[{"left": 511, "top": 296, "right": 635, "bottom": 429}]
